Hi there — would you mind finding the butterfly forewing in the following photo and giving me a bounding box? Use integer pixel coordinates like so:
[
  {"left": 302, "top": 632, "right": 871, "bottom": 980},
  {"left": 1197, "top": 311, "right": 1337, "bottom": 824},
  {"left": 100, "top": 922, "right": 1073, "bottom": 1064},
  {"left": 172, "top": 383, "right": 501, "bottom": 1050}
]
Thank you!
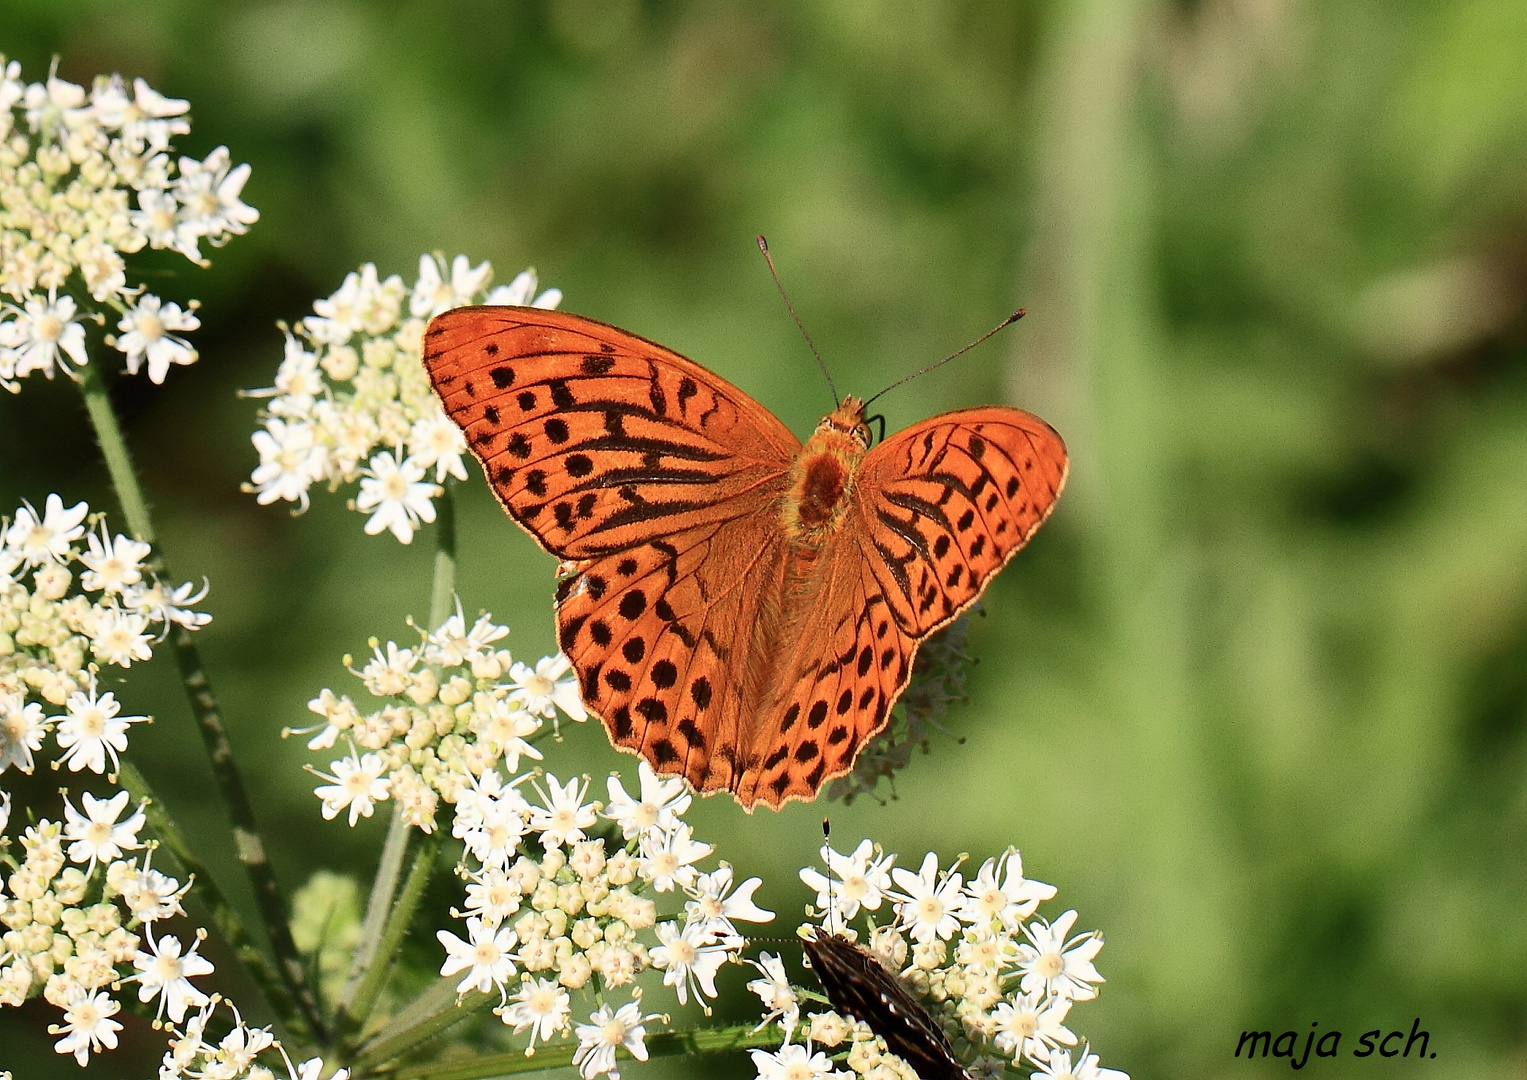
[
  {"left": 423, "top": 307, "right": 799, "bottom": 559},
  {"left": 856, "top": 409, "right": 1067, "bottom": 636},
  {"left": 803, "top": 931, "right": 968, "bottom": 1080}
]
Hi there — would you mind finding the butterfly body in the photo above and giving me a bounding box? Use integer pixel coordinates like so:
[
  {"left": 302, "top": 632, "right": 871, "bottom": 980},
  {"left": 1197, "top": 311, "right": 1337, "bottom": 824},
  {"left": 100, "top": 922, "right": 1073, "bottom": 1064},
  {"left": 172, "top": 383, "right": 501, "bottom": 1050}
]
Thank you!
[
  {"left": 802, "top": 928, "right": 968, "bottom": 1080},
  {"left": 783, "top": 397, "right": 871, "bottom": 542},
  {"left": 424, "top": 306, "right": 1067, "bottom": 810}
]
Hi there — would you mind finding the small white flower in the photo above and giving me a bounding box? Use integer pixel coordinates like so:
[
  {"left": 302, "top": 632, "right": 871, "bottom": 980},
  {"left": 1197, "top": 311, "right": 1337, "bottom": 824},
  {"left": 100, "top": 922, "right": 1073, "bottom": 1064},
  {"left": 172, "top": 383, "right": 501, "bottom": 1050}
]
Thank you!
[
  {"left": 92, "top": 74, "right": 190, "bottom": 151},
  {"left": 1032, "top": 1044, "right": 1129, "bottom": 1080},
  {"left": 573, "top": 999, "right": 653, "bottom": 1080},
  {"left": 605, "top": 760, "right": 692, "bottom": 840},
  {"left": 0, "top": 691, "right": 51, "bottom": 774},
  {"left": 79, "top": 520, "right": 151, "bottom": 594},
  {"left": 638, "top": 821, "right": 712, "bottom": 892},
  {"left": 132, "top": 187, "right": 193, "bottom": 254},
  {"left": 55, "top": 677, "right": 147, "bottom": 774},
  {"left": 991, "top": 991, "right": 1076, "bottom": 1064},
  {"left": 411, "top": 253, "right": 493, "bottom": 319},
  {"left": 114, "top": 294, "right": 200, "bottom": 383},
  {"left": 508, "top": 653, "right": 586, "bottom": 721},
  {"left": 436, "top": 916, "right": 518, "bottom": 999},
  {"left": 486, "top": 268, "right": 563, "bottom": 310},
  {"left": 801, "top": 838, "right": 895, "bottom": 924},
  {"left": 250, "top": 417, "right": 328, "bottom": 509},
  {"left": 89, "top": 608, "right": 154, "bottom": 666},
  {"left": 745, "top": 951, "right": 799, "bottom": 1035},
  {"left": 213, "top": 1007, "right": 275, "bottom": 1071},
  {"left": 748, "top": 1040, "right": 841, "bottom": 1080},
  {"left": 4, "top": 494, "right": 89, "bottom": 565},
  {"left": 529, "top": 772, "right": 598, "bottom": 850},
  {"left": 130, "top": 576, "right": 212, "bottom": 631},
  {"left": 303, "top": 263, "right": 404, "bottom": 345},
  {"left": 63, "top": 789, "right": 144, "bottom": 871},
  {"left": 174, "top": 146, "right": 259, "bottom": 251},
  {"left": 24, "top": 73, "right": 87, "bottom": 133},
  {"left": 48, "top": 988, "right": 122, "bottom": 1066},
  {"left": 281, "top": 1053, "right": 349, "bottom": 1080},
  {"left": 651, "top": 918, "right": 738, "bottom": 1007},
  {"left": 311, "top": 749, "right": 392, "bottom": 825},
  {"left": 960, "top": 848, "right": 1056, "bottom": 928},
  {"left": 1016, "top": 910, "right": 1105, "bottom": 1002},
  {"left": 119, "top": 852, "right": 189, "bottom": 923},
  {"left": 355, "top": 450, "right": 440, "bottom": 543},
  {"left": 0, "top": 292, "right": 88, "bottom": 379},
  {"left": 425, "top": 608, "right": 509, "bottom": 667},
  {"left": 267, "top": 332, "right": 326, "bottom": 414},
  {"left": 684, "top": 864, "right": 774, "bottom": 937},
  {"left": 131, "top": 929, "right": 214, "bottom": 1022},
  {"left": 891, "top": 851, "right": 964, "bottom": 943},
  {"left": 408, "top": 410, "right": 470, "bottom": 483},
  {"left": 471, "top": 695, "right": 543, "bottom": 773},
  {"left": 462, "top": 865, "right": 525, "bottom": 926},
  {"left": 499, "top": 975, "right": 570, "bottom": 1052},
  {"left": 455, "top": 779, "right": 532, "bottom": 868},
  {"left": 359, "top": 639, "right": 420, "bottom": 697}
]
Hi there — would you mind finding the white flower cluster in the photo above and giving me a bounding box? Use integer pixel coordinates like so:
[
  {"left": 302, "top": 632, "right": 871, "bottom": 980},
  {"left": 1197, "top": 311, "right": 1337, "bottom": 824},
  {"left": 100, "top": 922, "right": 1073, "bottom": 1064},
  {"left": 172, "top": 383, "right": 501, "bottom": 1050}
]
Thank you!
[
  {"left": 0, "top": 788, "right": 218, "bottom": 1066},
  {"left": 299, "top": 609, "right": 584, "bottom": 830},
  {"left": 746, "top": 842, "right": 1126, "bottom": 1080},
  {"left": 0, "top": 58, "right": 256, "bottom": 389},
  {"left": 156, "top": 999, "right": 347, "bottom": 1080},
  {"left": 300, "top": 612, "right": 773, "bottom": 1080},
  {"left": 0, "top": 494, "right": 209, "bottom": 775},
  {"left": 439, "top": 761, "right": 773, "bottom": 1080},
  {"left": 245, "top": 254, "right": 561, "bottom": 542}
]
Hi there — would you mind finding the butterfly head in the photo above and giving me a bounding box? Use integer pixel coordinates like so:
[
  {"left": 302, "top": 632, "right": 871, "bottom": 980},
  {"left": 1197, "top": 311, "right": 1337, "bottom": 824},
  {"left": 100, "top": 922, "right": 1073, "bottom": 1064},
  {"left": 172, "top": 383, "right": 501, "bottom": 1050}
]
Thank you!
[{"left": 817, "top": 395, "right": 872, "bottom": 448}]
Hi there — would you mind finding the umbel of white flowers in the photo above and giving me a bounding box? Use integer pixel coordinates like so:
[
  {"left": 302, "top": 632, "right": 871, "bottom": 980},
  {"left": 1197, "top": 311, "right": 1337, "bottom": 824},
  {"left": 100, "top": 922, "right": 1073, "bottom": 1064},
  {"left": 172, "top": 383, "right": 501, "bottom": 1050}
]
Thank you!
[
  {"left": 0, "top": 57, "right": 257, "bottom": 390},
  {"left": 245, "top": 254, "right": 560, "bottom": 542}
]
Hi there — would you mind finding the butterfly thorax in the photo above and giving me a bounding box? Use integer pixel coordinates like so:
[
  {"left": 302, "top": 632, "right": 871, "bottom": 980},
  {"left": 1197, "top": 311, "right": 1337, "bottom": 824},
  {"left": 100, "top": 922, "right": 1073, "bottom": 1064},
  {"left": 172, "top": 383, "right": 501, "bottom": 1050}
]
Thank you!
[{"left": 784, "top": 396, "right": 871, "bottom": 546}]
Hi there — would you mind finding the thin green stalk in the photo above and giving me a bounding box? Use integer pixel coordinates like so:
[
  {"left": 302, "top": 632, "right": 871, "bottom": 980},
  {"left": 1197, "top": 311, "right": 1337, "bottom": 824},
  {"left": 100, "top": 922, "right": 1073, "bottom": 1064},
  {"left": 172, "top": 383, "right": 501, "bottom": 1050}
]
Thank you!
[
  {"left": 351, "top": 982, "right": 487, "bottom": 1072},
  {"left": 428, "top": 482, "right": 457, "bottom": 632},
  {"left": 337, "top": 486, "right": 457, "bottom": 1041},
  {"left": 336, "top": 807, "right": 410, "bottom": 1014},
  {"left": 340, "top": 833, "right": 442, "bottom": 1046},
  {"left": 390, "top": 1023, "right": 787, "bottom": 1080},
  {"left": 77, "top": 361, "right": 326, "bottom": 1040},
  {"left": 118, "top": 761, "right": 308, "bottom": 1041}
]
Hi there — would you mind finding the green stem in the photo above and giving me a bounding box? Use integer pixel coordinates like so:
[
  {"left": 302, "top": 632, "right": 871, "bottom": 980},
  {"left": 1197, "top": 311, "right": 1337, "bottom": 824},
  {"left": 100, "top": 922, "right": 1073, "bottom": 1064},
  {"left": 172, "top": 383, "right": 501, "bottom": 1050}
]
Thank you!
[
  {"left": 428, "top": 481, "right": 457, "bottom": 632},
  {"left": 337, "top": 488, "right": 457, "bottom": 1044},
  {"left": 336, "top": 806, "right": 410, "bottom": 1016},
  {"left": 76, "top": 361, "right": 326, "bottom": 1041},
  {"left": 350, "top": 982, "right": 488, "bottom": 1072},
  {"left": 118, "top": 761, "right": 307, "bottom": 1040},
  {"left": 339, "top": 833, "right": 442, "bottom": 1047},
  {"left": 391, "top": 1022, "right": 787, "bottom": 1080}
]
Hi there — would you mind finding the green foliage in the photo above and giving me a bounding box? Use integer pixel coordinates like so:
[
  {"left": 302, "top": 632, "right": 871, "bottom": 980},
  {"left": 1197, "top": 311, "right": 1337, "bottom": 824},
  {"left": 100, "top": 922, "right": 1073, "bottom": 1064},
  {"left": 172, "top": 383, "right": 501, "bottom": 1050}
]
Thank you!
[{"left": 2, "top": 1, "right": 1525, "bottom": 1076}]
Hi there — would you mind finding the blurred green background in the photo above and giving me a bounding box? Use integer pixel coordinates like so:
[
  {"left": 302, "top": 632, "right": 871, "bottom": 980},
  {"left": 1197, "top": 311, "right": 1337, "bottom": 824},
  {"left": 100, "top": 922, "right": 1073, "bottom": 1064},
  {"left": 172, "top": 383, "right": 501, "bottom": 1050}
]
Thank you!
[{"left": 4, "top": 0, "right": 1527, "bottom": 1077}]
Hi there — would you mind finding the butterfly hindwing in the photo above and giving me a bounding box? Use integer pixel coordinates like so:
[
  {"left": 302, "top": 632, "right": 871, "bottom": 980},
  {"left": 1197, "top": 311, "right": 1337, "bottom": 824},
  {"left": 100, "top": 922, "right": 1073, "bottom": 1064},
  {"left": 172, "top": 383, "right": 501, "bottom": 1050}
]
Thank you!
[
  {"left": 556, "top": 513, "right": 790, "bottom": 795},
  {"left": 856, "top": 407, "right": 1067, "bottom": 636},
  {"left": 424, "top": 306, "right": 799, "bottom": 559},
  {"left": 803, "top": 930, "right": 968, "bottom": 1080},
  {"left": 733, "top": 550, "right": 913, "bottom": 809}
]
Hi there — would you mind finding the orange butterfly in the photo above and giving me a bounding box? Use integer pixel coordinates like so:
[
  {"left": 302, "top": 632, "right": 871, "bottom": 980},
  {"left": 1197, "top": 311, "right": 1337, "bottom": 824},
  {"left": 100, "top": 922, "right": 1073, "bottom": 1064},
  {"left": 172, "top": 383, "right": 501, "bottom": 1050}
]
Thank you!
[{"left": 423, "top": 303, "right": 1066, "bottom": 811}]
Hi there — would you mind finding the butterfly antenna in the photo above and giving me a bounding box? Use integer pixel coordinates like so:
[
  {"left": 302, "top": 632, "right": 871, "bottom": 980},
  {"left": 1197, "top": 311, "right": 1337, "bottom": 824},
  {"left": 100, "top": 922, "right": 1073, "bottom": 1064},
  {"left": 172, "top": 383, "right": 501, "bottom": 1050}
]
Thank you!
[
  {"left": 862, "top": 309, "right": 1027, "bottom": 410},
  {"left": 821, "top": 817, "right": 838, "bottom": 935},
  {"left": 759, "top": 235, "right": 839, "bottom": 407}
]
